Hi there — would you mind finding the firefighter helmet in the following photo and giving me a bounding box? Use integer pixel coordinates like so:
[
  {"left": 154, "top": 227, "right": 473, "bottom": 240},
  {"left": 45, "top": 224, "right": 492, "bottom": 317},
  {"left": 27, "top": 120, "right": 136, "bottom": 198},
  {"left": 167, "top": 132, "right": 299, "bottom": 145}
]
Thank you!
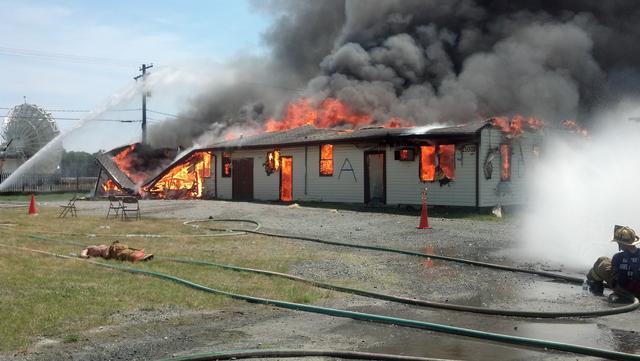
[{"left": 611, "top": 225, "right": 640, "bottom": 246}]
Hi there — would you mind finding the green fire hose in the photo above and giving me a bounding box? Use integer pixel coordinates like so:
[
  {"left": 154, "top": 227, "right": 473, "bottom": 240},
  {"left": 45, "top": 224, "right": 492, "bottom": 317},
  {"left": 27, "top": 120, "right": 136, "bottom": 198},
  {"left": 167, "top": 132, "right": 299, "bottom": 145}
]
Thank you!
[
  {"left": 1, "top": 243, "right": 639, "bottom": 361},
  {"left": 27, "top": 234, "right": 640, "bottom": 318},
  {"left": 154, "top": 348, "right": 456, "bottom": 361}
]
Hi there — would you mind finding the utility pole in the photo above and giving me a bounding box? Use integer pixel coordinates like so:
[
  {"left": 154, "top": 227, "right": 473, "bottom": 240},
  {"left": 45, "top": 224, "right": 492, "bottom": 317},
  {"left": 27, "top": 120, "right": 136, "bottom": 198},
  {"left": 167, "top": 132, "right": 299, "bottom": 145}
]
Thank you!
[{"left": 134, "top": 63, "right": 153, "bottom": 144}]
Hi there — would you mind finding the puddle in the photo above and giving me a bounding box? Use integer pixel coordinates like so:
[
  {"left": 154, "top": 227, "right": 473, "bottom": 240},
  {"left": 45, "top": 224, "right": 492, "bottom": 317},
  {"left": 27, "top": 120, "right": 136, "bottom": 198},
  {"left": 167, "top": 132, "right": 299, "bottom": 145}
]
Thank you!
[
  {"left": 351, "top": 304, "right": 617, "bottom": 360},
  {"left": 343, "top": 264, "right": 640, "bottom": 360}
]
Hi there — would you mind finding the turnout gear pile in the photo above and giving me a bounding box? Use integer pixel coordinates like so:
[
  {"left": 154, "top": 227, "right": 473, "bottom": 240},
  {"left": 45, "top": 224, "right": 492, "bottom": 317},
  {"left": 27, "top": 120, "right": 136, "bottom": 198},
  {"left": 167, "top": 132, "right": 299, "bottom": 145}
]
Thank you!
[{"left": 81, "top": 241, "right": 153, "bottom": 262}]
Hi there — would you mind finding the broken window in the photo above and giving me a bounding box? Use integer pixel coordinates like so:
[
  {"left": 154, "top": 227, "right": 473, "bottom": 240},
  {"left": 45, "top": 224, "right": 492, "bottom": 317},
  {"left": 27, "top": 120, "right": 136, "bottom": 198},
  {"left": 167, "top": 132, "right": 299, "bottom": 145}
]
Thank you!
[
  {"left": 203, "top": 152, "right": 212, "bottom": 178},
  {"left": 394, "top": 148, "right": 415, "bottom": 161},
  {"left": 222, "top": 152, "right": 232, "bottom": 177},
  {"left": 420, "top": 145, "right": 456, "bottom": 183},
  {"left": 320, "top": 144, "right": 333, "bottom": 176},
  {"left": 438, "top": 144, "right": 455, "bottom": 180},
  {"left": 420, "top": 146, "right": 436, "bottom": 182},
  {"left": 264, "top": 150, "right": 281, "bottom": 175},
  {"left": 500, "top": 144, "right": 511, "bottom": 181}
]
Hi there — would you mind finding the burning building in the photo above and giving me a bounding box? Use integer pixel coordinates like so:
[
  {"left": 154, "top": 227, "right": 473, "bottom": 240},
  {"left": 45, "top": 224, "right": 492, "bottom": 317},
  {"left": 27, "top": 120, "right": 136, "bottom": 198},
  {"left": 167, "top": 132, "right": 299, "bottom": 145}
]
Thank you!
[
  {"left": 93, "top": 143, "right": 178, "bottom": 197},
  {"left": 121, "top": 118, "right": 542, "bottom": 207}
]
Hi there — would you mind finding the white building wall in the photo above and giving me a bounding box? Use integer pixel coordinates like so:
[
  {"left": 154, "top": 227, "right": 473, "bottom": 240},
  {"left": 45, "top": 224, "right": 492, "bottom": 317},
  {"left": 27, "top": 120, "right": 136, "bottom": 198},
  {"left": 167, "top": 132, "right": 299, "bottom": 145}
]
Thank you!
[
  {"left": 301, "top": 143, "right": 364, "bottom": 203},
  {"left": 213, "top": 151, "right": 232, "bottom": 199},
  {"left": 478, "top": 128, "right": 543, "bottom": 207},
  {"left": 386, "top": 143, "right": 478, "bottom": 206},
  {"left": 211, "top": 141, "right": 485, "bottom": 206}
]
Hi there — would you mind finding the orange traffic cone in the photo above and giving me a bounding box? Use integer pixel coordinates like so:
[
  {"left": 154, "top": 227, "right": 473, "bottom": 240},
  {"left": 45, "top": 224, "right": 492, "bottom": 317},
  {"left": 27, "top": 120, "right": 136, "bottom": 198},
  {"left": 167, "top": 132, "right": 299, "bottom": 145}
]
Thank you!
[
  {"left": 417, "top": 189, "right": 431, "bottom": 229},
  {"left": 28, "top": 194, "right": 38, "bottom": 215}
]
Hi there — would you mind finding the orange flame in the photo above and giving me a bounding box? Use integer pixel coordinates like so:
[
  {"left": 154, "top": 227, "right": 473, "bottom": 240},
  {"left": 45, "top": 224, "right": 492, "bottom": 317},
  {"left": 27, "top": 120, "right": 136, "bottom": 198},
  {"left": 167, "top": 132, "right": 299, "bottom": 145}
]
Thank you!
[
  {"left": 320, "top": 144, "right": 334, "bottom": 175},
  {"left": 146, "top": 151, "right": 212, "bottom": 199},
  {"left": 561, "top": 120, "right": 589, "bottom": 138},
  {"left": 222, "top": 152, "right": 232, "bottom": 177},
  {"left": 112, "top": 145, "right": 149, "bottom": 184},
  {"left": 265, "top": 98, "right": 413, "bottom": 131},
  {"left": 438, "top": 144, "right": 455, "bottom": 180},
  {"left": 420, "top": 146, "right": 436, "bottom": 182},
  {"left": 500, "top": 144, "right": 511, "bottom": 181},
  {"left": 492, "top": 115, "right": 544, "bottom": 138},
  {"left": 384, "top": 117, "right": 414, "bottom": 128},
  {"left": 266, "top": 150, "right": 281, "bottom": 174},
  {"left": 101, "top": 179, "right": 122, "bottom": 193},
  {"left": 280, "top": 156, "right": 293, "bottom": 201}
]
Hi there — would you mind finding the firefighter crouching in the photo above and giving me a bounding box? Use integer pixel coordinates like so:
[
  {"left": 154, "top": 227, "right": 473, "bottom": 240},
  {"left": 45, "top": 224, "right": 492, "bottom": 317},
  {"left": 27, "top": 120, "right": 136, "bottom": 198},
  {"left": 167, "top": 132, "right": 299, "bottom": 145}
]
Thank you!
[
  {"left": 586, "top": 225, "right": 640, "bottom": 303},
  {"left": 80, "top": 241, "right": 153, "bottom": 262}
]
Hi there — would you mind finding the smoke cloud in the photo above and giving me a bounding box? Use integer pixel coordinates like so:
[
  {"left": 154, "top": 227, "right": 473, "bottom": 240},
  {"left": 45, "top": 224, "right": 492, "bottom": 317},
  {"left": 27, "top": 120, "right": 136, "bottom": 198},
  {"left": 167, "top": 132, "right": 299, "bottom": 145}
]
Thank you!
[
  {"left": 519, "top": 100, "right": 640, "bottom": 270},
  {"left": 148, "top": 0, "right": 640, "bottom": 148}
]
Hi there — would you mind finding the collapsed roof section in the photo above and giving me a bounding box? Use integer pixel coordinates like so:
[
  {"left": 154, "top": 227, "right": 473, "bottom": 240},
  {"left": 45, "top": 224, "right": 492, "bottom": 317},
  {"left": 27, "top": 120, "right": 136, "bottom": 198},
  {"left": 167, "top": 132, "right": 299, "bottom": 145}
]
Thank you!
[{"left": 94, "top": 153, "right": 137, "bottom": 195}]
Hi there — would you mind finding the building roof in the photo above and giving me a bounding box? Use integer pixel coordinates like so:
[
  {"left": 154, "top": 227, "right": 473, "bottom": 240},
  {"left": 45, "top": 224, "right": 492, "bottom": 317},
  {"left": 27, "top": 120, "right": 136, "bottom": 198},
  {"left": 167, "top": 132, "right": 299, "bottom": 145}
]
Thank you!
[
  {"left": 138, "top": 121, "right": 491, "bottom": 189},
  {"left": 95, "top": 153, "right": 137, "bottom": 191},
  {"left": 206, "top": 121, "right": 489, "bottom": 151}
]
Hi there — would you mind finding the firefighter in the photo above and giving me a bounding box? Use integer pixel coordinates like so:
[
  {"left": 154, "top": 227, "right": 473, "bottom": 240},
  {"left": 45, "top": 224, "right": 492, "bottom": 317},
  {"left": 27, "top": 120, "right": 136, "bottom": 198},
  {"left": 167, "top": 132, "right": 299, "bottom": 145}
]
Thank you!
[
  {"left": 586, "top": 225, "right": 640, "bottom": 302},
  {"left": 80, "top": 241, "right": 153, "bottom": 262}
]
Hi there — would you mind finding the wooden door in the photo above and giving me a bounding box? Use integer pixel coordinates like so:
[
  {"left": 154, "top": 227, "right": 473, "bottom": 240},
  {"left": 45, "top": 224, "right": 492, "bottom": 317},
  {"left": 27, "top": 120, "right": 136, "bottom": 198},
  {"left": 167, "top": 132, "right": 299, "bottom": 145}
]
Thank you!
[
  {"left": 364, "top": 151, "right": 386, "bottom": 204},
  {"left": 232, "top": 158, "right": 253, "bottom": 201}
]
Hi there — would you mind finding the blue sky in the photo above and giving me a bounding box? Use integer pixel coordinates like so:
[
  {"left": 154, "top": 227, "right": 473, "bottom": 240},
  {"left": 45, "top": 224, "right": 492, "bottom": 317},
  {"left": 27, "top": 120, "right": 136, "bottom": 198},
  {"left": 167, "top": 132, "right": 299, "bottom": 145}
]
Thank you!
[{"left": 0, "top": 0, "right": 272, "bottom": 151}]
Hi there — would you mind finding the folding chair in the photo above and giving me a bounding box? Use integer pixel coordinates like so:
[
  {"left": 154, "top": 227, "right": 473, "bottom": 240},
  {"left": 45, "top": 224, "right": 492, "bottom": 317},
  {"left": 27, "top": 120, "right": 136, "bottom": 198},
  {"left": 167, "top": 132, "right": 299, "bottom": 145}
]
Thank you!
[
  {"left": 106, "top": 195, "right": 123, "bottom": 219},
  {"left": 58, "top": 196, "right": 78, "bottom": 218},
  {"left": 121, "top": 196, "right": 141, "bottom": 221}
]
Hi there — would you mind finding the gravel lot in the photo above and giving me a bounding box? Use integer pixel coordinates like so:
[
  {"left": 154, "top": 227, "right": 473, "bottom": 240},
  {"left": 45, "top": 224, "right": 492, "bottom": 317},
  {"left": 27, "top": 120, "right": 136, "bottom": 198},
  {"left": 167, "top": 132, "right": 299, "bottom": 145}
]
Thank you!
[{"left": 3, "top": 199, "right": 640, "bottom": 361}]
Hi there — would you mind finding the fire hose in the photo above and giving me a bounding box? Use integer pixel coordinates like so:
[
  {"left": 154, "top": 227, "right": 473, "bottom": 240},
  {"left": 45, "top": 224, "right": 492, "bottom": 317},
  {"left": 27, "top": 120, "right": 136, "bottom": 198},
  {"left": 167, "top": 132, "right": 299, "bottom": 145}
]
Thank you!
[
  {"left": 1, "top": 242, "right": 639, "bottom": 361},
  {"left": 25, "top": 214, "right": 640, "bottom": 318},
  {"left": 27, "top": 233, "right": 640, "bottom": 318},
  {"left": 154, "top": 349, "right": 453, "bottom": 361}
]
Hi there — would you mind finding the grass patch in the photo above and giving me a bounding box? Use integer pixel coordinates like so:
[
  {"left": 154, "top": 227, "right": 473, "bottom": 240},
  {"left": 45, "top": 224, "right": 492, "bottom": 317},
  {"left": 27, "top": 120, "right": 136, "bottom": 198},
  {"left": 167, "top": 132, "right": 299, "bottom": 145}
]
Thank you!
[
  {"left": 62, "top": 335, "right": 79, "bottom": 343},
  {"left": 0, "top": 207, "right": 333, "bottom": 352}
]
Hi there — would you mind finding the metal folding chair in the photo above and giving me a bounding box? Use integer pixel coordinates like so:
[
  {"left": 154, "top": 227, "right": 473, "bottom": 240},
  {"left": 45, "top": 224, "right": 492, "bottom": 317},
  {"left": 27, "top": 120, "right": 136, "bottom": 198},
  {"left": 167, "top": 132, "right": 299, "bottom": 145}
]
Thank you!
[
  {"left": 120, "top": 196, "right": 141, "bottom": 221},
  {"left": 106, "top": 195, "right": 123, "bottom": 219},
  {"left": 58, "top": 196, "right": 78, "bottom": 218}
]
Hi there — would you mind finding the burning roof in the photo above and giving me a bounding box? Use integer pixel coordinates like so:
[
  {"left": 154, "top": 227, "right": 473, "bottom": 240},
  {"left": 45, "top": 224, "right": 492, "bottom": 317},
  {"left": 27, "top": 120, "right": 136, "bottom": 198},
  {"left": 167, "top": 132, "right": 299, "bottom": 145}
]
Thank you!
[
  {"left": 209, "top": 122, "right": 490, "bottom": 151},
  {"left": 94, "top": 143, "right": 179, "bottom": 197},
  {"left": 95, "top": 153, "right": 137, "bottom": 193}
]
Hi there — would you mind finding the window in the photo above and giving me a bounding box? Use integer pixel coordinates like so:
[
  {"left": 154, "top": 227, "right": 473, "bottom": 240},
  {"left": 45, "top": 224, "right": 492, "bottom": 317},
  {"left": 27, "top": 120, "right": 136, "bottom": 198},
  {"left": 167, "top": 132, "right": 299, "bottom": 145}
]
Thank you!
[
  {"left": 265, "top": 150, "right": 281, "bottom": 175},
  {"left": 438, "top": 145, "right": 455, "bottom": 180},
  {"left": 420, "top": 144, "right": 456, "bottom": 182},
  {"left": 320, "top": 144, "right": 333, "bottom": 176},
  {"left": 222, "top": 152, "right": 232, "bottom": 177},
  {"left": 202, "top": 152, "right": 212, "bottom": 178},
  {"left": 394, "top": 148, "right": 415, "bottom": 161},
  {"left": 500, "top": 144, "right": 511, "bottom": 181},
  {"left": 420, "top": 146, "right": 436, "bottom": 181}
]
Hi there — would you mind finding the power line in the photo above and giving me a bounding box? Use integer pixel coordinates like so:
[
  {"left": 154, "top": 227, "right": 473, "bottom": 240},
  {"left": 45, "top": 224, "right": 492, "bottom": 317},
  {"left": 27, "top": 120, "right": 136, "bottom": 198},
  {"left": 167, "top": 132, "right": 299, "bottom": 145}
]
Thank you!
[
  {"left": 0, "top": 46, "right": 142, "bottom": 67},
  {"left": 0, "top": 114, "right": 141, "bottom": 122},
  {"left": 147, "top": 109, "right": 178, "bottom": 118},
  {"left": 0, "top": 107, "right": 141, "bottom": 112}
]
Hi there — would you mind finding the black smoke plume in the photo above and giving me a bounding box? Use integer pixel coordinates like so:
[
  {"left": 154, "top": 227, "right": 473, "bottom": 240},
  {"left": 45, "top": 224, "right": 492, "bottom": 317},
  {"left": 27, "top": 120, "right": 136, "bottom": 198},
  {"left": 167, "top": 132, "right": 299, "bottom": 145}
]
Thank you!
[{"left": 148, "top": 0, "right": 640, "bottom": 148}]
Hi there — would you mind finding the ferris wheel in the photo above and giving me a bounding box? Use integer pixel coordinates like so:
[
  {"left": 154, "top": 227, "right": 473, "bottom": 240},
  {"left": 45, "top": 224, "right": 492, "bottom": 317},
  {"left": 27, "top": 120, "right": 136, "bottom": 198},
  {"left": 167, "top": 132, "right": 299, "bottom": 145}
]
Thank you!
[{"left": 1, "top": 103, "right": 60, "bottom": 158}]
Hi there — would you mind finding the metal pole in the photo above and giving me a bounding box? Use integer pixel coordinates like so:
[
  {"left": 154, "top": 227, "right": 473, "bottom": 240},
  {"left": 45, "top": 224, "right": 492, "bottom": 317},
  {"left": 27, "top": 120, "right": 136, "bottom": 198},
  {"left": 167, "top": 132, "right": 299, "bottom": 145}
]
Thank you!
[{"left": 134, "top": 63, "right": 153, "bottom": 144}]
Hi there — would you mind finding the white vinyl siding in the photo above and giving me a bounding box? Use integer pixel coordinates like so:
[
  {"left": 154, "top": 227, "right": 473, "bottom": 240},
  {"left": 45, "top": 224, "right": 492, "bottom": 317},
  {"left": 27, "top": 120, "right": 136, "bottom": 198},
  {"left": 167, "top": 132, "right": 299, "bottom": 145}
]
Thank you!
[
  {"left": 478, "top": 128, "right": 543, "bottom": 207},
  {"left": 209, "top": 128, "right": 541, "bottom": 207},
  {"left": 214, "top": 151, "right": 232, "bottom": 199},
  {"left": 302, "top": 144, "right": 363, "bottom": 203},
  {"left": 386, "top": 144, "right": 477, "bottom": 206}
]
